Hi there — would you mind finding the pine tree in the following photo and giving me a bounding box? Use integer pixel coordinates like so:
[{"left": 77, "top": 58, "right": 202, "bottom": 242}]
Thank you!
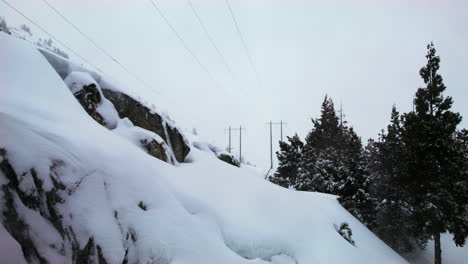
[
  {"left": 337, "top": 126, "right": 377, "bottom": 227},
  {"left": 296, "top": 96, "right": 376, "bottom": 226},
  {"left": 368, "top": 106, "right": 426, "bottom": 253},
  {"left": 296, "top": 96, "right": 345, "bottom": 192},
  {"left": 269, "top": 134, "right": 304, "bottom": 188},
  {"left": 402, "top": 43, "right": 467, "bottom": 264}
]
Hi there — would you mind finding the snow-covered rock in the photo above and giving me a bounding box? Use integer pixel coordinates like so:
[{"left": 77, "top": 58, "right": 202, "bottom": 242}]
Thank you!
[
  {"left": 47, "top": 49, "right": 190, "bottom": 164},
  {"left": 102, "top": 88, "right": 190, "bottom": 163},
  {"left": 193, "top": 141, "right": 240, "bottom": 167},
  {"left": 0, "top": 32, "right": 409, "bottom": 264}
]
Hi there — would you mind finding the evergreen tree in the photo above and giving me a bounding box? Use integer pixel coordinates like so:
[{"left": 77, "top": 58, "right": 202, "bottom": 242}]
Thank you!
[
  {"left": 401, "top": 43, "right": 467, "bottom": 264},
  {"left": 337, "top": 127, "right": 377, "bottom": 227},
  {"left": 269, "top": 134, "right": 304, "bottom": 188},
  {"left": 296, "top": 96, "right": 376, "bottom": 226},
  {"left": 368, "top": 106, "right": 426, "bottom": 253},
  {"left": 296, "top": 96, "right": 345, "bottom": 192}
]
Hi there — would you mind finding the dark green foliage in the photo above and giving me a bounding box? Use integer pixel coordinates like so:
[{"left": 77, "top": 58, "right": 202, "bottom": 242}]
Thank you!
[
  {"left": 296, "top": 96, "right": 345, "bottom": 193},
  {"left": 367, "top": 107, "right": 427, "bottom": 253},
  {"left": 268, "top": 134, "right": 304, "bottom": 188},
  {"left": 400, "top": 43, "right": 467, "bottom": 264}
]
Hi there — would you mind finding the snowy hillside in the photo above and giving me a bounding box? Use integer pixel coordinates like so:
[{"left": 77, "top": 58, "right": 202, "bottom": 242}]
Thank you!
[{"left": 0, "top": 33, "right": 408, "bottom": 264}]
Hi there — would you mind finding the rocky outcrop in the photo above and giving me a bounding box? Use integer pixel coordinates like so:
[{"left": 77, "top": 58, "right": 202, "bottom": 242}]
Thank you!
[
  {"left": 165, "top": 125, "right": 190, "bottom": 164},
  {"left": 217, "top": 153, "right": 240, "bottom": 167},
  {"left": 102, "top": 89, "right": 190, "bottom": 163},
  {"left": 140, "top": 138, "right": 168, "bottom": 163},
  {"left": 73, "top": 83, "right": 106, "bottom": 126},
  {"left": 193, "top": 142, "right": 240, "bottom": 167},
  {"left": 40, "top": 50, "right": 190, "bottom": 164}
]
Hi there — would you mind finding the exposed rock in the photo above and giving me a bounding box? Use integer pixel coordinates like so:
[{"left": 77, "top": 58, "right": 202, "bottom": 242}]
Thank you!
[
  {"left": 39, "top": 50, "right": 190, "bottom": 164},
  {"left": 102, "top": 89, "right": 165, "bottom": 137},
  {"left": 138, "top": 201, "right": 147, "bottom": 211},
  {"left": 165, "top": 124, "right": 190, "bottom": 164},
  {"left": 140, "top": 138, "right": 168, "bottom": 162},
  {"left": 193, "top": 142, "right": 240, "bottom": 167},
  {"left": 73, "top": 83, "right": 106, "bottom": 126},
  {"left": 217, "top": 153, "right": 240, "bottom": 167},
  {"left": 102, "top": 89, "right": 190, "bottom": 163}
]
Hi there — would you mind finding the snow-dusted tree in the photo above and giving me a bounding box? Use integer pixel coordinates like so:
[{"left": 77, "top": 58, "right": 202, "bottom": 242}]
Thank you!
[
  {"left": 296, "top": 96, "right": 344, "bottom": 192},
  {"left": 401, "top": 43, "right": 467, "bottom": 264},
  {"left": 337, "top": 127, "right": 377, "bottom": 228},
  {"left": 20, "top": 24, "right": 32, "bottom": 36},
  {"left": 269, "top": 134, "right": 303, "bottom": 188},
  {"left": 296, "top": 96, "right": 376, "bottom": 225},
  {"left": 0, "top": 17, "right": 11, "bottom": 35}
]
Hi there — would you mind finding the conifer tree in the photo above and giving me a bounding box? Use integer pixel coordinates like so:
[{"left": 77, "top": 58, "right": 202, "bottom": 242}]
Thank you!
[
  {"left": 369, "top": 106, "right": 425, "bottom": 253},
  {"left": 401, "top": 43, "right": 467, "bottom": 264},
  {"left": 296, "top": 96, "right": 376, "bottom": 225},
  {"left": 269, "top": 134, "right": 304, "bottom": 188},
  {"left": 337, "top": 126, "right": 377, "bottom": 227},
  {"left": 296, "top": 96, "right": 345, "bottom": 192}
]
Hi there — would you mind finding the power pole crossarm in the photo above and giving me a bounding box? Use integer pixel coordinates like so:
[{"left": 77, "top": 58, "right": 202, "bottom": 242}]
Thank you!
[
  {"left": 225, "top": 125, "right": 246, "bottom": 163},
  {"left": 266, "top": 120, "right": 287, "bottom": 170}
]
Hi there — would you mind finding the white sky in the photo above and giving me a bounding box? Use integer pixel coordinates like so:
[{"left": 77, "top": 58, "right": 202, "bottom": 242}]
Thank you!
[{"left": 2, "top": 0, "right": 467, "bottom": 172}]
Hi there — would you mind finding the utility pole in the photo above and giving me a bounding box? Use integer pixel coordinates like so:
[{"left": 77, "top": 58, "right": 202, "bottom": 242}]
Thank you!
[
  {"left": 266, "top": 120, "right": 287, "bottom": 170},
  {"left": 269, "top": 121, "right": 273, "bottom": 170},
  {"left": 225, "top": 125, "right": 246, "bottom": 162},
  {"left": 228, "top": 126, "right": 231, "bottom": 153}
]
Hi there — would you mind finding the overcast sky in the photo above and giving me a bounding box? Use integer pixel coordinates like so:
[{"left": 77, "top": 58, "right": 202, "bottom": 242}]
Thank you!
[{"left": 2, "top": 0, "right": 467, "bottom": 171}]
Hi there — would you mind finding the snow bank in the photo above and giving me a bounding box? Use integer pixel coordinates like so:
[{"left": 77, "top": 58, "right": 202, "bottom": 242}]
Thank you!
[{"left": 0, "top": 33, "right": 408, "bottom": 264}]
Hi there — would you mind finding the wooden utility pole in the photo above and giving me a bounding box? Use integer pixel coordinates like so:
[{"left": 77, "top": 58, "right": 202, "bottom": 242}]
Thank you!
[
  {"left": 266, "top": 120, "right": 287, "bottom": 170},
  {"left": 225, "top": 125, "right": 246, "bottom": 162},
  {"left": 228, "top": 126, "right": 232, "bottom": 153}
]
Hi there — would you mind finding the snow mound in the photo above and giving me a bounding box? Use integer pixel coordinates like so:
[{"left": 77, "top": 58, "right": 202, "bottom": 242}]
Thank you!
[{"left": 0, "top": 33, "right": 408, "bottom": 264}]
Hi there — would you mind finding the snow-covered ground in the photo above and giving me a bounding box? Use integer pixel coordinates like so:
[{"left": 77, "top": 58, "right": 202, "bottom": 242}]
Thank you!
[{"left": 0, "top": 32, "right": 411, "bottom": 264}]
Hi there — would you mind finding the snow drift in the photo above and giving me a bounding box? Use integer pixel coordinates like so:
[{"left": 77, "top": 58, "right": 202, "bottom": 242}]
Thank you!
[{"left": 0, "top": 33, "right": 408, "bottom": 264}]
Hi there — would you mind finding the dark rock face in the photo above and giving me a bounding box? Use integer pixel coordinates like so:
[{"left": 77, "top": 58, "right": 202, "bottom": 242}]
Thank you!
[
  {"left": 165, "top": 125, "right": 190, "bottom": 164},
  {"left": 140, "top": 139, "right": 168, "bottom": 163},
  {"left": 102, "top": 89, "right": 190, "bottom": 163},
  {"left": 102, "top": 89, "right": 166, "bottom": 139},
  {"left": 73, "top": 84, "right": 106, "bottom": 126},
  {"left": 217, "top": 153, "right": 240, "bottom": 167}
]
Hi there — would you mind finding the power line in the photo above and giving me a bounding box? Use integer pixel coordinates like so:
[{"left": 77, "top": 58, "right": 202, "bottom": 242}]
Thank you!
[
  {"left": 39, "top": 0, "right": 159, "bottom": 95},
  {"left": 186, "top": 0, "right": 235, "bottom": 80},
  {"left": 0, "top": 0, "right": 112, "bottom": 81},
  {"left": 147, "top": 0, "right": 220, "bottom": 89},
  {"left": 224, "top": 0, "right": 261, "bottom": 88}
]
